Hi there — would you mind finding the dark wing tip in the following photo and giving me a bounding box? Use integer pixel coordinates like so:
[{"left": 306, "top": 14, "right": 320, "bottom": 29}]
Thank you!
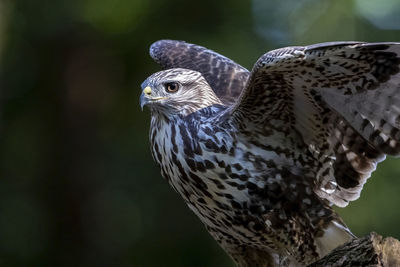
[
  {"left": 149, "top": 39, "right": 187, "bottom": 64},
  {"left": 305, "top": 41, "right": 400, "bottom": 53},
  {"left": 305, "top": 41, "right": 364, "bottom": 52}
]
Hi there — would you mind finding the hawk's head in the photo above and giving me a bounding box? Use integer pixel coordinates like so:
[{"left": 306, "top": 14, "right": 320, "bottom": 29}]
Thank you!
[{"left": 140, "top": 68, "right": 222, "bottom": 117}]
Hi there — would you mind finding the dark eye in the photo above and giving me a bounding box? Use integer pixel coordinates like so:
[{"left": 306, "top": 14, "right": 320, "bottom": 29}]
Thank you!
[{"left": 164, "top": 82, "right": 179, "bottom": 93}]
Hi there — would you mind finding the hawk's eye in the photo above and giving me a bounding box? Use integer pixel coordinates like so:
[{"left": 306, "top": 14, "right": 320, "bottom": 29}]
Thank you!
[{"left": 164, "top": 82, "right": 179, "bottom": 93}]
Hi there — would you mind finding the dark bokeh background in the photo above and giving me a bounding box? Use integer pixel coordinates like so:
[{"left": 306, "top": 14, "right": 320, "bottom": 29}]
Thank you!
[{"left": 1, "top": 0, "right": 400, "bottom": 266}]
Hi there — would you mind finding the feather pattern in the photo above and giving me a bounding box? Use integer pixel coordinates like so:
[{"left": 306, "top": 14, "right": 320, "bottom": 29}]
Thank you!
[{"left": 232, "top": 42, "right": 400, "bottom": 207}]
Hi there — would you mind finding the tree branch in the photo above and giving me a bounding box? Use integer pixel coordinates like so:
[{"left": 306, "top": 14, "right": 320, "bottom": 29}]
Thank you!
[{"left": 309, "top": 232, "right": 400, "bottom": 266}]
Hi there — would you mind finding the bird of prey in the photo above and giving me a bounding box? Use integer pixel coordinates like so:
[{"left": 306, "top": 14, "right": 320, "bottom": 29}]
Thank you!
[{"left": 140, "top": 40, "right": 400, "bottom": 266}]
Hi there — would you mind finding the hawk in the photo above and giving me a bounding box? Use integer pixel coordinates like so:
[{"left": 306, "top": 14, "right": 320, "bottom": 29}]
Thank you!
[{"left": 140, "top": 40, "right": 400, "bottom": 266}]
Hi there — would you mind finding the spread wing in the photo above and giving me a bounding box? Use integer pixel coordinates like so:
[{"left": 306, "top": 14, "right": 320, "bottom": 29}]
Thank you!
[
  {"left": 231, "top": 42, "right": 400, "bottom": 207},
  {"left": 150, "top": 40, "right": 249, "bottom": 105}
]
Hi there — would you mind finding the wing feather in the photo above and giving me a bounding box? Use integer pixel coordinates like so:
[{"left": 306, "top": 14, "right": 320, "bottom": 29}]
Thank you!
[{"left": 232, "top": 42, "right": 400, "bottom": 207}]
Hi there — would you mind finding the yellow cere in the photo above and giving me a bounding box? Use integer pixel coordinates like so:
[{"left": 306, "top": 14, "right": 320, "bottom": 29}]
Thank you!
[{"left": 143, "top": 86, "right": 152, "bottom": 95}]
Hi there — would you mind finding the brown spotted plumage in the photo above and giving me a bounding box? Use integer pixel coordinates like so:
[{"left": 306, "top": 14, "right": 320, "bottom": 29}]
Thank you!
[{"left": 140, "top": 40, "right": 400, "bottom": 266}]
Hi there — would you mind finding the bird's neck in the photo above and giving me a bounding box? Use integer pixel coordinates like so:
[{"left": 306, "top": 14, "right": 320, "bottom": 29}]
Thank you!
[{"left": 148, "top": 105, "right": 226, "bottom": 191}]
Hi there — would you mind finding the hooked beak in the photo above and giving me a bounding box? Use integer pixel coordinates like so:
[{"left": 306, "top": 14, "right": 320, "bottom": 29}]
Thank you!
[
  {"left": 140, "top": 86, "right": 168, "bottom": 110},
  {"left": 140, "top": 93, "right": 148, "bottom": 110}
]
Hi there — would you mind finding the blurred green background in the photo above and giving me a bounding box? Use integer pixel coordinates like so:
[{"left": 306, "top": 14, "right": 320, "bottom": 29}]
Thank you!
[{"left": 1, "top": 0, "right": 400, "bottom": 266}]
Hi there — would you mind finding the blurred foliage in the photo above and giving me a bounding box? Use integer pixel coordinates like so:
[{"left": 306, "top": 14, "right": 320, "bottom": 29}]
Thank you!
[{"left": 0, "top": 0, "right": 400, "bottom": 266}]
